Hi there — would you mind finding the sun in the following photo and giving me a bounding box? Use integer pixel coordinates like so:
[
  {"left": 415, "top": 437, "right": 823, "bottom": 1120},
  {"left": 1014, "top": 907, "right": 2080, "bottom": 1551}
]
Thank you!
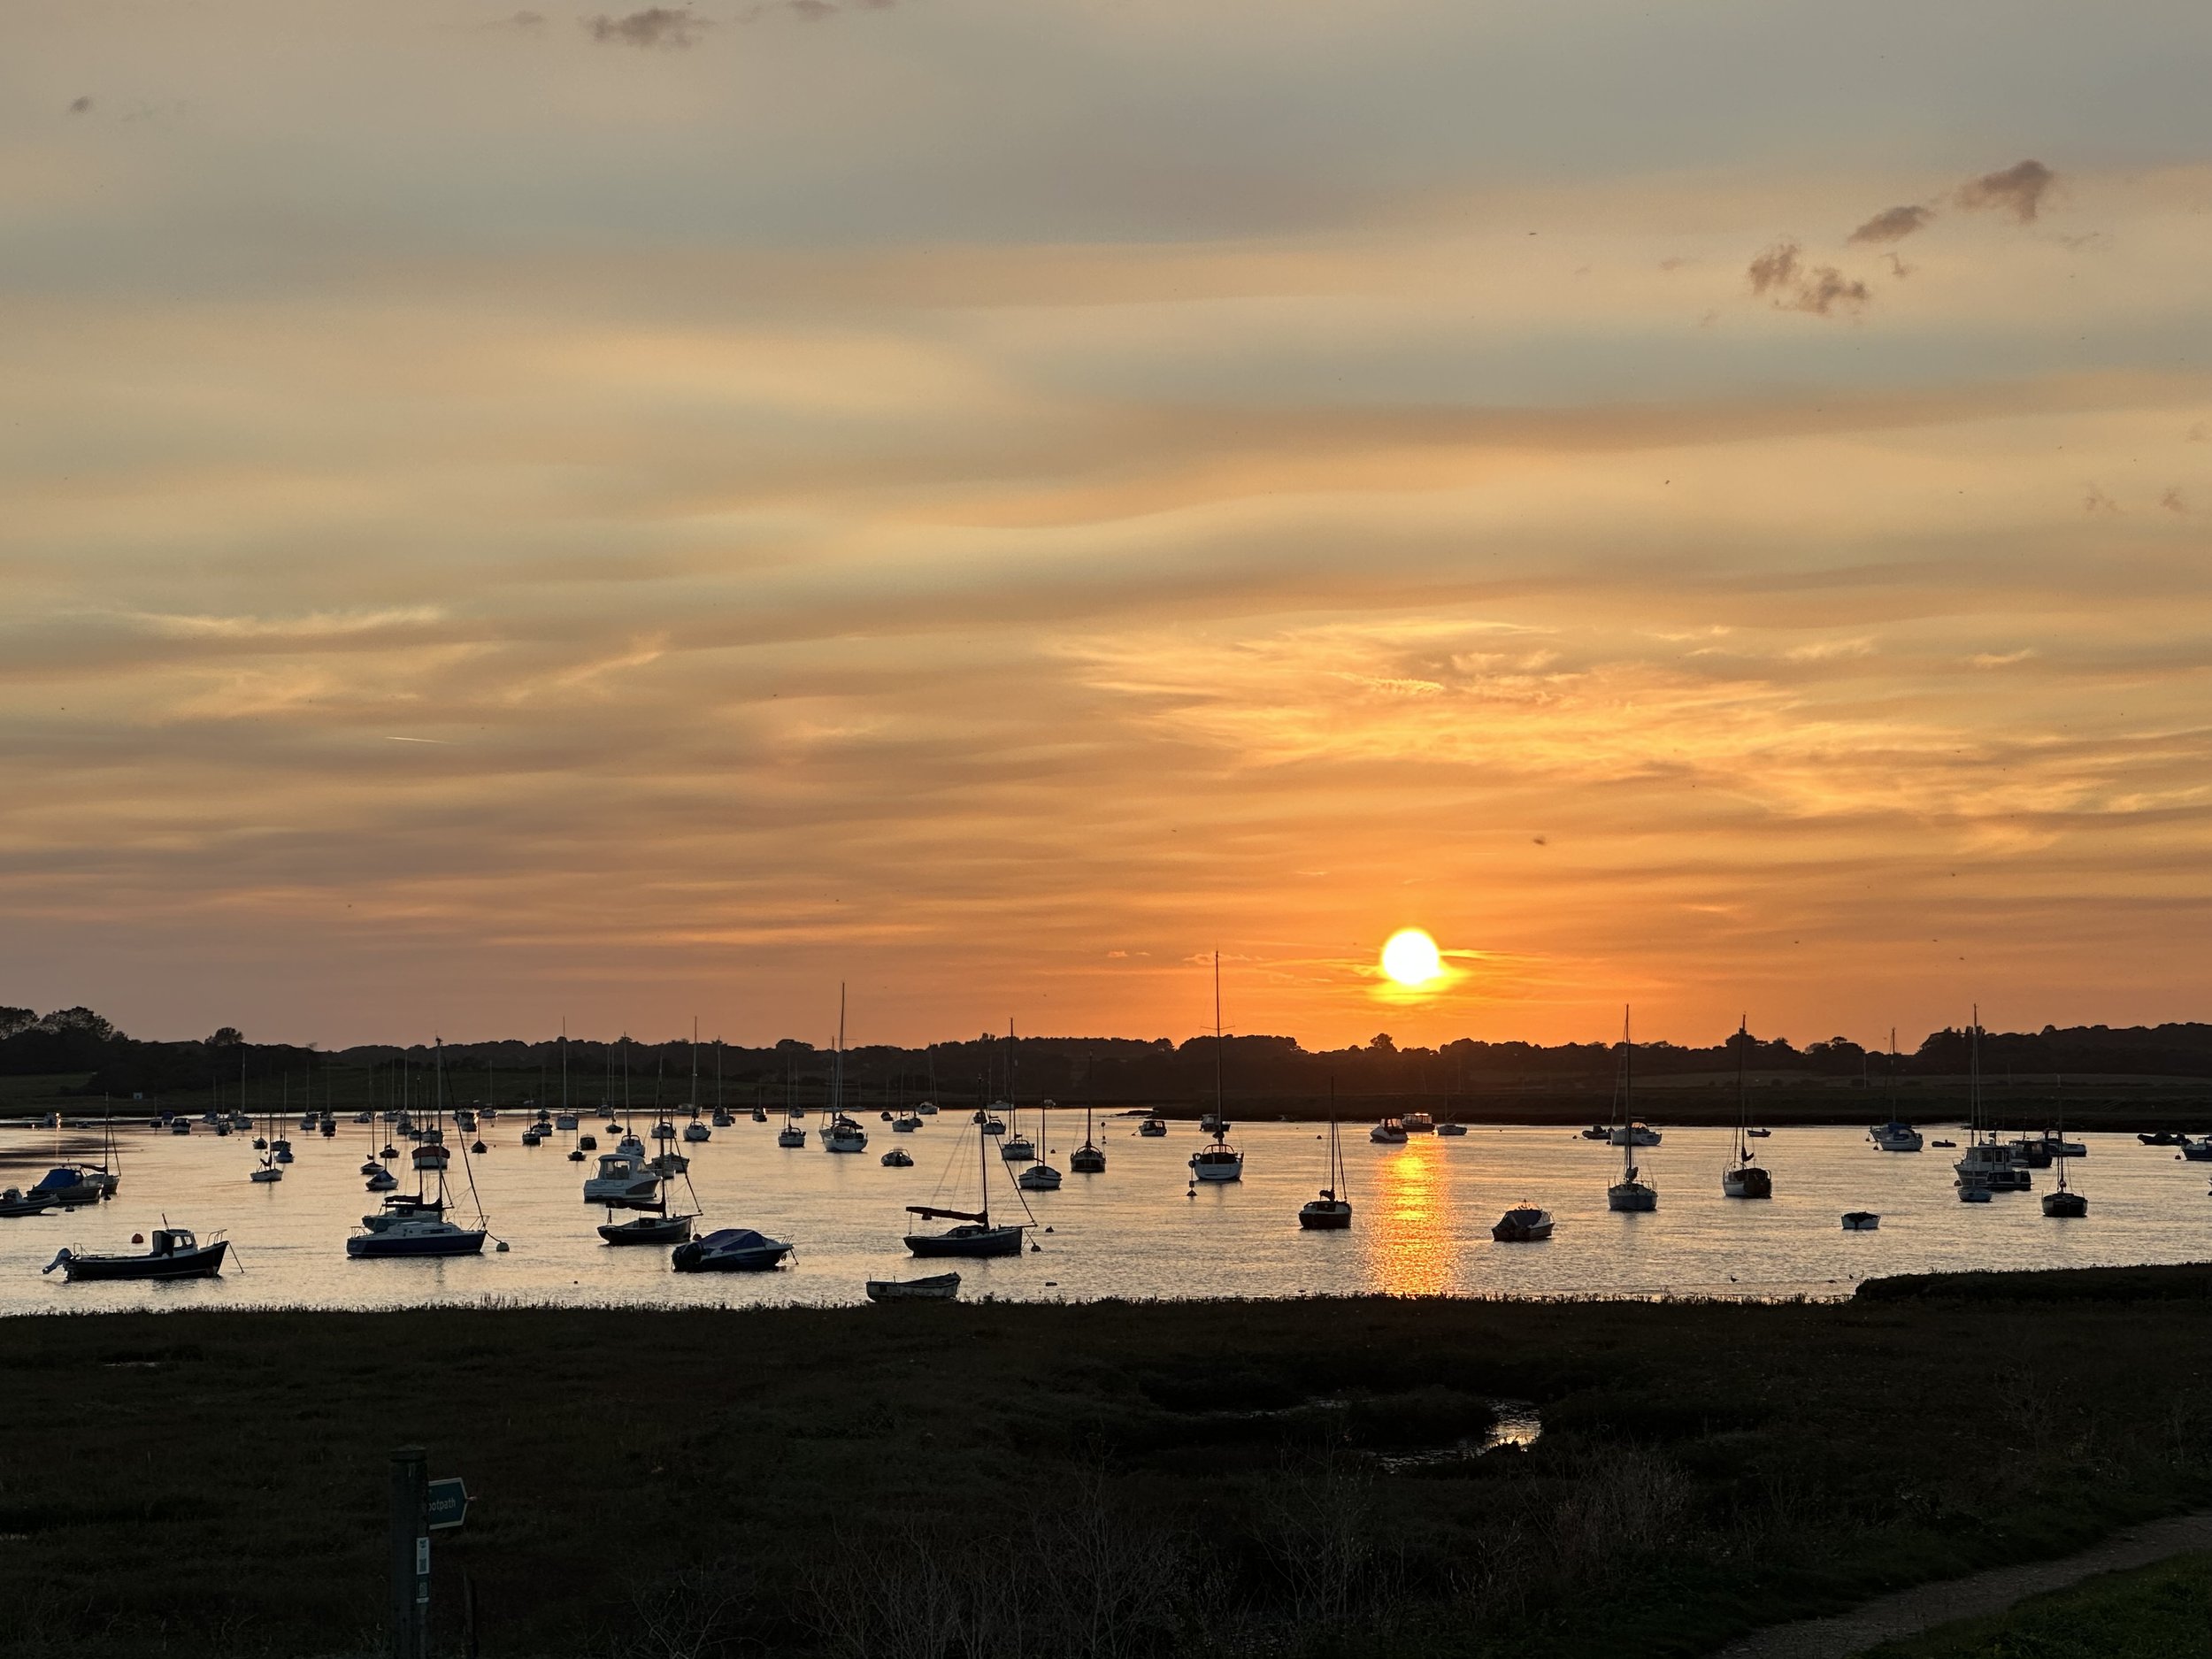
[{"left": 1380, "top": 928, "right": 1444, "bottom": 987}]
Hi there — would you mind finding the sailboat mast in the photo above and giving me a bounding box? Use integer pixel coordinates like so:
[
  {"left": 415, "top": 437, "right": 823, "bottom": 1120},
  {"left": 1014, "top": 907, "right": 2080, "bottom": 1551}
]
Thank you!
[
  {"left": 1621, "top": 1006, "right": 1634, "bottom": 1179},
  {"left": 1213, "top": 952, "right": 1225, "bottom": 1124},
  {"left": 1735, "top": 1015, "right": 1748, "bottom": 1164}
]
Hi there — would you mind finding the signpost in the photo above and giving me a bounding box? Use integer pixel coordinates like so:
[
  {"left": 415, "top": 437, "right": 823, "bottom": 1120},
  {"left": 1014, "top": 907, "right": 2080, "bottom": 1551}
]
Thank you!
[
  {"left": 392, "top": 1452, "right": 472, "bottom": 1658},
  {"left": 426, "top": 1479, "right": 470, "bottom": 1531}
]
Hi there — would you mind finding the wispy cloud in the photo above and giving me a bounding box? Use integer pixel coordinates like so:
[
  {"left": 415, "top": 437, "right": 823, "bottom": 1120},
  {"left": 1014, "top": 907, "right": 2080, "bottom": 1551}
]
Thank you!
[
  {"left": 1747, "top": 242, "right": 1869, "bottom": 316},
  {"left": 584, "top": 6, "right": 707, "bottom": 47},
  {"left": 1957, "top": 159, "right": 2056, "bottom": 224},
  {"left": 1847, "top": 204, "right": 1932, "bottom": 244}
]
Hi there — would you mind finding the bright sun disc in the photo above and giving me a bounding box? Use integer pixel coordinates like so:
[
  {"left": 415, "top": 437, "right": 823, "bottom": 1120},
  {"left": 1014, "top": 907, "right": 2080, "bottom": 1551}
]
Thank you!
[{"left": 1380, "top": 928, "right": 1444, "bottom": 987}]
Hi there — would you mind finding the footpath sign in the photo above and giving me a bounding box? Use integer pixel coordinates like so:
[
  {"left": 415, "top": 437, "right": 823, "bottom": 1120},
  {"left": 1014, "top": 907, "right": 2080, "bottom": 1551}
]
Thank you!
[{"left": 426, "top": 1479, "right": 470, "bottom": 1531}]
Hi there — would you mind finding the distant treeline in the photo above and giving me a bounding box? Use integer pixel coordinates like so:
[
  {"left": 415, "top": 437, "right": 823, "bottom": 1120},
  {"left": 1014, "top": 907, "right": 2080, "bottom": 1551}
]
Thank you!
[{"left": 7, "top": 1003, "right": 2212, "bottom": 1105}]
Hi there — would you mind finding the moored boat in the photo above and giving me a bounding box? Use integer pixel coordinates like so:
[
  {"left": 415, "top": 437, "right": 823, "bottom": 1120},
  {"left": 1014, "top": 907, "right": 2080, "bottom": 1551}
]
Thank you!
[
  {"left": 43, "top": 1226, "right": 227, "bottom": 1281},
  {"left": 672, "top": 1227, "right": 792, "bottom": 1272},
  {"left": 598, "top": 1211, "right": 694, "bottom": 1246},
  {"left": 1492, "top": 1206, "right": 1554, "bottom": 1242},
  {"left": 866, "top": 1272, "right": 960, "bottom": 1302},
  {"left": 1840, "top": 1210, "right": 1880, "bottom": 1231},
  {"left": 1298, "top": 1102, "right": 1352, "bottom": 1230}
]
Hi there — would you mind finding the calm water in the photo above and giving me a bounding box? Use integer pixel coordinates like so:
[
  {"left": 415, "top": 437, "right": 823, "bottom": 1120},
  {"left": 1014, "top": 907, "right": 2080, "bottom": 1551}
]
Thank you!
[{"left": 1, "top": 1115, "right": 2201, "bottom": 1315}]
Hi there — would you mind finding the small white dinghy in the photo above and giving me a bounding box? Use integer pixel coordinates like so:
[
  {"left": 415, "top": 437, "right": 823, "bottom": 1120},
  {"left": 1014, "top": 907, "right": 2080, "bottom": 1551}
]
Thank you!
[{"left": 865, "top": 1272, "right": 961, "bottom": 1302}]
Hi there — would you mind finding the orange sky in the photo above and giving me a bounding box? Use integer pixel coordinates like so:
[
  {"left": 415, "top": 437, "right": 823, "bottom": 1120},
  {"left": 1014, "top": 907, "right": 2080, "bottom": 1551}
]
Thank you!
[{"left": 4, "top": 2, "right": 2211, "bottom": 1051}]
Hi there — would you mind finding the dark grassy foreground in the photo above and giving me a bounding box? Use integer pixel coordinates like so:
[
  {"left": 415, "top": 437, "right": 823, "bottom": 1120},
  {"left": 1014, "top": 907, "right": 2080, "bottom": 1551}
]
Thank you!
[
  {"left": 10, "top": 1280, "right": 2212, "bottom": 1659},
  {"left": 1861, "top": 1549, "right": 2212, "bottom": 1656}
]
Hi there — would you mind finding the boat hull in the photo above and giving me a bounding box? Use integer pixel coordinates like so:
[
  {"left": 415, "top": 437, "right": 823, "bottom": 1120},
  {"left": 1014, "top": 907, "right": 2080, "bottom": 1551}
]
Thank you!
[
  {"left": 866, "top": 1273, "right": 961, "bottom": 1302},
  {"left": 670, "top": 1240, "right": 791, "bottom": 1272},
  {"left": 598, "top": 1216, "right": 693, "bottom": 1246},
  {"left": 1606, "top": 1184, "right": 1658, "bottom": 1212},
  {"left": 346, "top": 1230, "right": 487, "bottom": 1258},
  {"left": 1298, "top": 1202, "right": 1352, "bottom": 1230},
  {"left": 1722, "top": 1168, "right": 1773, "bottom": 1199},
  {"left": 59, "top": 1241, "right": 227, "bottom": 1281},
  {"left": 904, "top": 1225, "right": 1025, "bottom": 1258},
  {"left": 2041, "top": 1192, "right": 2088, "bottom": 1217}
]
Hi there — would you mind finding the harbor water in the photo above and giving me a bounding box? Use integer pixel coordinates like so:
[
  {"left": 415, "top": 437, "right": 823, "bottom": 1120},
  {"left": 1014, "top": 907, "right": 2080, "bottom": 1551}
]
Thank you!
[{"left": 1, "top": 1116, "right": 2200, "bottom": 1314}]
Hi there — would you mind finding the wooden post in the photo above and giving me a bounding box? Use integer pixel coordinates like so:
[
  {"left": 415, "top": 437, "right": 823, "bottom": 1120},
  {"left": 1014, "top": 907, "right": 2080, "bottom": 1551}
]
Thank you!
[{"left": 390, "top": 1446, "right": 429, "bottom": 1659}]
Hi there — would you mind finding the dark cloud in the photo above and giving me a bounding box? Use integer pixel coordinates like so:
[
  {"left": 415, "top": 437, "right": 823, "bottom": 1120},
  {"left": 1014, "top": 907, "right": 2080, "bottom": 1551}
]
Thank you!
[
  {"left": 1882, "top": 252, "right": 1911, "bottom": 280},
  {"left": 1747, "top": 242, "right": 1869, "bottom": 317},
  {"left": 1847, "top": 204, "right": 1931, "bottom": 244},
  {"left": 2083, "top": 484, "right": 2120, "bottom": 516},
  {"left": 1746, "top": 242, "right": 1801, "bottom": 296},
  {"left": 2162, "top": 488, "right": 2187, "bottom": 516},
  {"left": 1956, "top": 159, "right": 2055, "bottom": 224},
  {"left": 584, "top": 6, "right": 706, "bottom": 46},
  {"left": 67, "top": 96, "right": 91, "bottom": 114}
]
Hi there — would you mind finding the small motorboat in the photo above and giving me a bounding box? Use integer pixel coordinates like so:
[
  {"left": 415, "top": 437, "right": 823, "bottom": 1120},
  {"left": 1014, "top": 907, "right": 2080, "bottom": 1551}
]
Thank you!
[
  {"left": 1609, "top": 1121, "right": 1663, "bottom": 1147},
  {"left": 1138, "top": 1115, "right": 1167, "bottom": 1137},
  {"left": 1840, "top": 1210, "right": 1881, "bottom": 1231},
  {"left": 567, "top": 1147, "right": 586, "bottom": 1163},
  {"left": 519, "top": 1129, "right": 541, "bottom": 1148},
  {"left": 1370, "top": 1118, "right": 1407, "bottom": 1144},
  {"left": 2140, "top": 1130, "right": 2184, "bottom": 1146},
  {"left": 1435, "top": 1122, "right": 1468, "bottom": 1137},
  {"left": 893, "top": 1114, "right": 922, "bottom": 1133},
  {"left": 2183, "top": 1139, "right": 2212, "bottom": 1164},
  {"left": 577, "top": 1133, "right": 598, "bottom": 1151},
  {"left": 598, "top": 1211, "right": 694, "bottom": 1246},
  {"left": 0, "top": 1187, "right": 58, "bottom": 1217},
  {"left": 865, "top": 1272, "right": 960, "bottom": 1302},
  {"left": 1579, "top": 1124, "right": 1609, "bottom": 1141},
  {"left": 347, "top": 1215, "right": 488, "bottom": 1257},
  {"left": 45, "top": 1227, "right": 228, "bottom": 1281},
  {"left": 1746, "top": 1126, "right": 1772, "bottom": 1138},
  {"left": 582, "top": 1151, "right": 664, "bottom": 1208},
  {"left": 881, "top": 1147, "right": 914, "bottom": 1167},
  {"left": 671, "top": 1227, "right": 792, "bottom": 1272},
  {"left": 1958, "top": 1184, "right": 1993, "bottom": 1202},
  {"left": 746, "top": 1107, "right": 765, "bottom": 1124},
  {"left": 682, "top": 1121, "right": 711, "bottom": 1143},
  {"left": 1931, "top": 1138, "right": 1957, "bottom": 1148},
  {"left": 916, "top": 1101, "right": 939, "bottom": 1115},
  {"left": 1492, "top": 1206, "right": 1554, "bottom": 1242}
]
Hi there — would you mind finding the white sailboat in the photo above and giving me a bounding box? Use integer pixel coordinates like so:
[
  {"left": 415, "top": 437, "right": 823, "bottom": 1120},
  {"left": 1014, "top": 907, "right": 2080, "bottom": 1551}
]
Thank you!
[
  {"left": 1187, "top": 954, "right": 1245, "bottom": 1184},
  {"left": 821, "top": 987, "right": 868, "bottom": 1153},
  {"left": 1605, "top": 1007, "right": 1657, "bottom": 1212}
]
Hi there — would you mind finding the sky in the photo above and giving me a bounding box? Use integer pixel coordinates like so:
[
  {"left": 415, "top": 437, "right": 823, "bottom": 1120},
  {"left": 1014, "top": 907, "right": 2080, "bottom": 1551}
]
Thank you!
[{"left": 4, "top": 0, "right": 2211, "bottom": 1052}]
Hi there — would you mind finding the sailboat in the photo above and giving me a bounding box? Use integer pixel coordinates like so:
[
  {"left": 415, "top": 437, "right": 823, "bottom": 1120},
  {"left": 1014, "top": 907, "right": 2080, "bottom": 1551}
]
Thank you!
[
  {"left": 1187, "top": 954, "right": 1245, "bottom": 1184},
  {"left": 597, "top": 1157, "right": 700, "bottom": 1245},
  {"left": 822, "top": 988, "right": 869, "bottom": 1153},
  {"left": 1954, "top": 1010, "right": 2028, "bottom": 1197},
  {"left": 1605, "top": 1008, "right": 1657, "bottom": 1212},
  {"left": 777, "top": 1060, "right": 807, "bottom": 1148},
  {"left": 1721, "top": 1017, "right": 1772, "bottom": 1199},
  {"left": 2041, "top": 1078, "right": 2088, "bottom": 1217},
  {"left": 348, "top": 1039, "right": 490, "bottom": 1257},
  {"left": 1069, "top": 1105, "right": 1107, "bottom": 1173},
  {"left": 250, "top": 1094, "right": 283, "bottom": 1183},
  {"left": 1865, "top": 1025, "right": 1923, "bottom": 1150},
  {"left": 1298, "top": 1088, "right": 1352, "bottom": 1229},
  {"left": 1017, "top": 1056, "right": 1062, "bottom": 1191},
  {"left": 903, "top": 1112, "right": 1032, "bottom": 1257}
]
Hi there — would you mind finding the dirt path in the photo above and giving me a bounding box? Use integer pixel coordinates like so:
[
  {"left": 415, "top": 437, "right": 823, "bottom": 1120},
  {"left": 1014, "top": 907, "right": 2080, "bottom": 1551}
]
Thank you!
[{"left": 1708, "top": 1509, "right": 2212, "bottom": 1658}]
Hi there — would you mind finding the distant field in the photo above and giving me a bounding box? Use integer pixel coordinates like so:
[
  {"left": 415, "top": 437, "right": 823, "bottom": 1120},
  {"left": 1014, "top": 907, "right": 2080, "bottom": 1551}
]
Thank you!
[{"left": 8, "top": 1271, "right": 2212, "bottom": 1658}]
